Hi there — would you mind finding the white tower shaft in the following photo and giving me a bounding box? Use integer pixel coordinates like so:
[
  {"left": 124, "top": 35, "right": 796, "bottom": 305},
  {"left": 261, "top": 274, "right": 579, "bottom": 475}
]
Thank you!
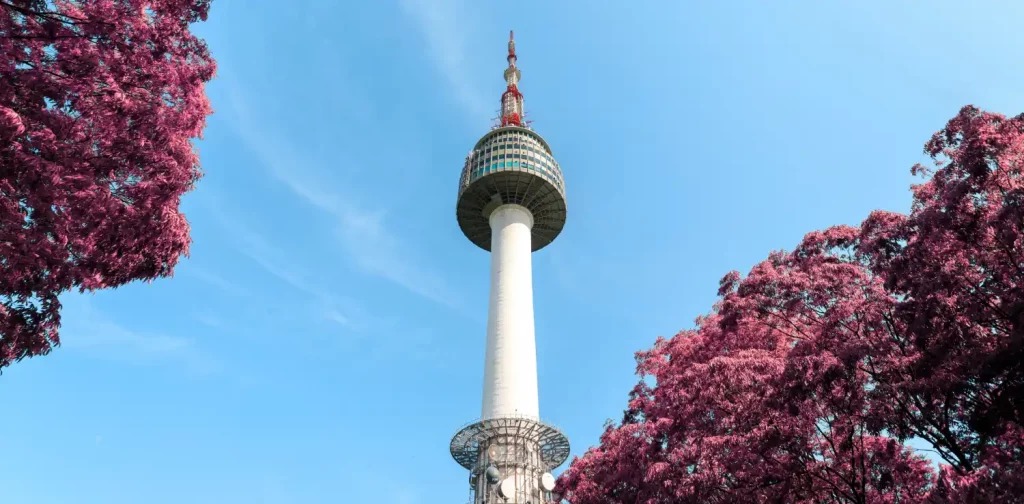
[{"left": 481, "top": 204, "right": 540, "bottom": 420}]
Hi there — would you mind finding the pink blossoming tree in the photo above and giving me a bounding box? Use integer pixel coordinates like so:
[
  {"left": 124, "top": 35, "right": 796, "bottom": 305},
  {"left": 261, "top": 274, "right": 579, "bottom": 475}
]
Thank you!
[
  {"left": 0, "top": 0, "right": 215, "bottom": 368},
  {"left": 557, "top": 106, "right": 1024, "bottom": 503}
]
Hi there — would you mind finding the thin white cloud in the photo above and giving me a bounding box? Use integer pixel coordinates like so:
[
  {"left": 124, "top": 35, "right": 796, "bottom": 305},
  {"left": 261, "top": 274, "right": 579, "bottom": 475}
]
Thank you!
[
  {"left": 200, "top": 193, "right": 368, "bottom": 331},
  {"left": 237, "top": 244, "right": 310, "bottom": 295},
  {"left": 60, "top": 297, "right": 217, "bottom": 375},
  {"left": 325, "top": 309, "right": 353, "bottom": 328},
  {"left": 185, "top": 267, "right": 248, "bottom": 297},
  {"left": 222, "top": 83, "right": 465, "bottom": 312},
  {"left": 336, "top": 208, "right": 462, "bottom": 310},
  {"left": 398, "top": 0, "right": 490, "bottom": 119}
]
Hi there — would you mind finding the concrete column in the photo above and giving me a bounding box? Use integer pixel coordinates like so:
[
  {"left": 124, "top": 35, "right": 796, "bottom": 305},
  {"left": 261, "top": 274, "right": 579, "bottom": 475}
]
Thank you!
[{"left": 481, "top": 204, "right": 539, "bottom": 420}]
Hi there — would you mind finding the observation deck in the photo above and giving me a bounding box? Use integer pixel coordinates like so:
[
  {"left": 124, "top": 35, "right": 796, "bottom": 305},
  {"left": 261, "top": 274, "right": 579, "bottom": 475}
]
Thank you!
[{"left": 456, "top": 126, "right": 567, "bottom": 252}]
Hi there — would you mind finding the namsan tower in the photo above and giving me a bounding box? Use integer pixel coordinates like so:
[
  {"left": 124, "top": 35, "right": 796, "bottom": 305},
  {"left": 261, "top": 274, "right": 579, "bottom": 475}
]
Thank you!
[{"left": 449, "top": 31, "right": 570, "bottom": 504}]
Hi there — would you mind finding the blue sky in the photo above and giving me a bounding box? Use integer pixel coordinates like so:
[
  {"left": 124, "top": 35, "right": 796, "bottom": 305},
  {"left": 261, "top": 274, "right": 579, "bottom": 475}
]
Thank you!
[{"left": 3, "top": 1, "right": 1024, "bottom": 503}]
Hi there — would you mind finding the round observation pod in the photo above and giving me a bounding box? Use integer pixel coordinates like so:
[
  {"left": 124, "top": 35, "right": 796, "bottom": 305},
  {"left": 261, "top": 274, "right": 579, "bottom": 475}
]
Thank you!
[{"left": 456, "top": 126, "right": 567, "bottom": 252}]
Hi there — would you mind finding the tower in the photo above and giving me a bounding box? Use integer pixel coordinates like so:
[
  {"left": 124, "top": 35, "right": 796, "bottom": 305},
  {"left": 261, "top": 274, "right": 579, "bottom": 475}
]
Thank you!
[{"left": 450, "top": 31, "right": 570, "bottom": 504}]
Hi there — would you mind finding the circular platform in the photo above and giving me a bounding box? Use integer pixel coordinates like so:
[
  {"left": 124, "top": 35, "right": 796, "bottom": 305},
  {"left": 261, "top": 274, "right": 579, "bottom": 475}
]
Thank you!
[
  {"left": 456, "top": 126, "right": 567, "bottom": 252},
  {"left": 450, "top": 416, "right": 571, "bottom": 471}
]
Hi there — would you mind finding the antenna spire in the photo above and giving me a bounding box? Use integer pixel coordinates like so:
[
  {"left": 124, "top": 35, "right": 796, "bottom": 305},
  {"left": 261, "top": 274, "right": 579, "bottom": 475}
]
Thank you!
[{"left": 500, "top": 30, "right": 524, "bottom": 127}]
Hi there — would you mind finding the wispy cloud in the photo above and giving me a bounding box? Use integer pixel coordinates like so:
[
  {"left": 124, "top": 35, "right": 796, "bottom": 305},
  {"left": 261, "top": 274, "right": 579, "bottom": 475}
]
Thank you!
[
  {"left": 200, "top": 193, "right": 372, "bottom": 331},
  {"left": 185, "top": 267, "right": 248, "bottom": 297},
  {"left": 324, "top": 309, "right": 353, "bottom": 328},
  {"left": 335, "top": 209, "right": 463, "bottom": 311},
  {"left": 398, "top": 0, "right": 489, "bottom": 119},
  {"left": 60, "top": 298, "right": 217, "bottom": 375},
  {"left": 222, "top": 83, "right": 464, "bottom": 312}
]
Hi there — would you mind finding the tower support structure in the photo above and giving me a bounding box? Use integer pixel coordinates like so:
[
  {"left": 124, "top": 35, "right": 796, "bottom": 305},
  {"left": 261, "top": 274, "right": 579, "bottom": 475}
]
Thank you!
[
  {"left": 450, "top": 31, "right": 569, "bottom": 504},
  {"left": 483, "top": 204, "right": 539, "bottom": 421}
]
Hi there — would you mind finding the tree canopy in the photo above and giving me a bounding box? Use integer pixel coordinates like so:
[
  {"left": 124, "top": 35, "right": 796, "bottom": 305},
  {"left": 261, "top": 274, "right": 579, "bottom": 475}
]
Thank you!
[
  {"left": 0, "top": 0, "right": 215, "bottom": 368},
  {"left": 557, "top": 106, "right": 1024, "bottom": 503}
]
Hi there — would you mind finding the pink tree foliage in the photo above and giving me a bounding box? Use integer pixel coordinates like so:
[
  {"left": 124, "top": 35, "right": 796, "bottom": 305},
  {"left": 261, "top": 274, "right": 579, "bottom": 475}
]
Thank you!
[
  {"left": 556, "top": 106, "right": 1023, "bottom": 503},
  {"left": 558, "top": 310, "right": 935, "bottom": 503},
  {"left": 0, "top": 0, "right": 215, "bottom": 368}
]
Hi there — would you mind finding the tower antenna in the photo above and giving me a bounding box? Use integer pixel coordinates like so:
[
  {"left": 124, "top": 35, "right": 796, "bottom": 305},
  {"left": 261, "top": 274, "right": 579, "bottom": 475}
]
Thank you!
[{"left": 499, "top": 29, "right": 525, "bottom": 127}]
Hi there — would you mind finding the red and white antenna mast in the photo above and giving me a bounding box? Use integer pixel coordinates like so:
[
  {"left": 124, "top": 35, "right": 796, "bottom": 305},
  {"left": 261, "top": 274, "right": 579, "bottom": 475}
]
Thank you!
[{"left": 499, "top": 30, "right": 525, "bottom": 127}]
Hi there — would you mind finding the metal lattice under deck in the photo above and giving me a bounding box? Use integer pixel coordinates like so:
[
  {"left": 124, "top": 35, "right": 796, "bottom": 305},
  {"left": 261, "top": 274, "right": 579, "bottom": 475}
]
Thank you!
[{"left": 450, "top": 416, "right": 571, "bottom": 472}]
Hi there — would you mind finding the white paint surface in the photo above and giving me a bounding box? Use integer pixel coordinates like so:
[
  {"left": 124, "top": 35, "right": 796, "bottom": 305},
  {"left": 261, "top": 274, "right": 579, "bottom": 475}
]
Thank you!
[{"left": 481, "top": 204, "right": 540, "bottom": 420}]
